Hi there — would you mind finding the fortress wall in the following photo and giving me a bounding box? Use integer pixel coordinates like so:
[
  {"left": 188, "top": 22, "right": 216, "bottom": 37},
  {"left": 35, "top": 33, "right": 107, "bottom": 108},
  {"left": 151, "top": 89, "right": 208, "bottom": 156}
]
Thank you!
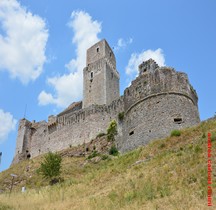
[
  {"left": 29, "top": 97, "right": 124, "bottom": 158},
  {"left": 119, "top": 93, "right": 200, "bottom": 152},
  {"left": 30, "top": 121, "right": 48, "bottom": 158},
  {"left": 124, "top": 67, "right": 198, "bottom": 111}
]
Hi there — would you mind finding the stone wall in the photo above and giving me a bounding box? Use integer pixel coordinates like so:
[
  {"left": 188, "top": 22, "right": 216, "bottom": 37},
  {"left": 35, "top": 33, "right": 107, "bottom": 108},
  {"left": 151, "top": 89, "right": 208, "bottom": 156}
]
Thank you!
[
  {"left": 119, "top": 93, "right": 200, "bottom": 152},
  {"left": 13, "top": 119, "right": 32, "bottom": 164},
  {"left": 105, "top": 62, "right": 120, "bottom": 105},
  {"left": 12, "top": 97, "right": 124, "bottom": 162},
  {"left": 83, "top": 60, "right": 107, "bottom": 108},
  {"left": 86, "top": 39, "right": 116, "bottom": 67},
  {"left": 124, "top": 67, "right": 198, "bottom": 111}
]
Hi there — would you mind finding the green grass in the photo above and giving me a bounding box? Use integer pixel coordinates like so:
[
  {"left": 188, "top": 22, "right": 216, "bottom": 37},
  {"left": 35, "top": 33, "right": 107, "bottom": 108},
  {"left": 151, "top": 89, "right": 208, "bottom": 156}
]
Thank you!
[
  {"left": 0, "top": 119, "right": 216, "bottom": 209},
  {"left": 0, "top": 203, "right": 14, "bottom": 210},
  {"left": 170, "top": 129, "right": 181, "bottom": 137}
]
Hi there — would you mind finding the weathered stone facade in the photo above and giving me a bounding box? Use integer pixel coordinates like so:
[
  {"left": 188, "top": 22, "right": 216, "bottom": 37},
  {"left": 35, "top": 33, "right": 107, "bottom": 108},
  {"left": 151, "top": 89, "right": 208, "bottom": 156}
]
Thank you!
[
  {"left": 12, "top": 39, "right": 200, "bottom": 164},
  {"left": 83, "top": 39, "right": 120, "bottom": 108}
]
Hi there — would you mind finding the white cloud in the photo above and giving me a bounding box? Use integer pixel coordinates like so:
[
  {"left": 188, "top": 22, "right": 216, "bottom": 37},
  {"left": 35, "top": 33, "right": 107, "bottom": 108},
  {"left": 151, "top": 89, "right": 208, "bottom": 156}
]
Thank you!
[
  {"left": 0, "top": 109, "right": 17, "bottom": 143},
  {"left": 0, "top": 0, "right": 48, "bottom": 84},
  {"left": 38, "top": 11, "right": 101, "bottom": 108},
  {"left": 114, "top": 37, "right": 133, "bottom": 51},
  {"left": 126, "top": 48, "right": 165, "bottom": 76}
]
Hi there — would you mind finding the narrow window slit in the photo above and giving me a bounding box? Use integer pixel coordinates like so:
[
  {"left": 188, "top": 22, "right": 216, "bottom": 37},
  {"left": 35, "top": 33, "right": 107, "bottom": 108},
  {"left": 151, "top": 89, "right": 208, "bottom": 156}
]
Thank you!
[{"left": 129, "top": 131, "right": 134, "bottom": 136}]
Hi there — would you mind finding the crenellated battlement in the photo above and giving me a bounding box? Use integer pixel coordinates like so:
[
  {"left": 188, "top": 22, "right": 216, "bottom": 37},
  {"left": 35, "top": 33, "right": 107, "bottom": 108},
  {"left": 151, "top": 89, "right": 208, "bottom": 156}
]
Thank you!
[{"left": 124, "top": 65, "right": 198, "bottom": 111}]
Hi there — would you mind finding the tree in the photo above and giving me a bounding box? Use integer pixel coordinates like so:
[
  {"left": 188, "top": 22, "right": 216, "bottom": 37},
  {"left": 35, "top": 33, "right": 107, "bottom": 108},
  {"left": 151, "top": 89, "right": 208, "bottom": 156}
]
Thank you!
[
  {"left": 38, "top": 152, "right": 62, "bottom": 185},
  {"left": 107, "top": 120, "right": 118, "bottom": 141}
]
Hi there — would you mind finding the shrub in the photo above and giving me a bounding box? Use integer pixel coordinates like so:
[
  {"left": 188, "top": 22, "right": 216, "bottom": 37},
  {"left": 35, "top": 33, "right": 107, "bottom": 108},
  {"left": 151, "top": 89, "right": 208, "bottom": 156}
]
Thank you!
[
  {"left": 202, "top": 133, "right": 206, "bottom": 138},
  {"left": 107, "top": 120, "right": 118, "bottom": 141},
  {"left": 170, "top": 130, "right": 181, "bottom": 137},
  {"left": 37, "top": 152, "right": 62, "bottom": 185},
  {"left": 87, "top": 150, "right": 99, "bottom": 159},
  {"left": 109, "top": 145, "right": 119, "bottom": 156},
  {"left": 101, "top": 154, "right": 109, "bottom": 160},
  {"left": 0, "top": 203, "right": 13, "bottom": 210},
  {"left": 188, "top": 144, "right": 193, "bottom": 150},
  {"left": 194, "top": 145, "right": 202, "bottom": 153},
  {"left": 159, "top": 143, "right": 166, "bottom": 149},
  {"left": 118, "top": 112, "right": 125, "bottom": 121},
  {"left": 211, "top": 132, "right": 216, "bottom": 142},
  {"left": 96, "top": 132, "right": 106, "bottom": 138}
]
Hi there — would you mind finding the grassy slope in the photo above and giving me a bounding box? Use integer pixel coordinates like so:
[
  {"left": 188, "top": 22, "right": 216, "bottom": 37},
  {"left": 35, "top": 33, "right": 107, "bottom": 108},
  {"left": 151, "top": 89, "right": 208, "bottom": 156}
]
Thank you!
[{"left": 0, "top": 119, "right": 216, "bottom": 210}]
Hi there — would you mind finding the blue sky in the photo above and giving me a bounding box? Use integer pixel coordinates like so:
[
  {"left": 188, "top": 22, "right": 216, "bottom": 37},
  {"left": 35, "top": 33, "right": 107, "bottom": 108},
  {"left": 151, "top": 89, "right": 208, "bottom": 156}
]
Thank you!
[{"left": 0, "top": 0, "right": 216, "bottom": 172}]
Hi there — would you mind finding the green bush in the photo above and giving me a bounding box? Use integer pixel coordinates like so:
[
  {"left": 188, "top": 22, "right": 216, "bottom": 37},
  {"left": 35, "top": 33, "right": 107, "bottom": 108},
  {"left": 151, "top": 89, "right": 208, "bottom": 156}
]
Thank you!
[
  {"left": 37, "top": 152, "right": 62, "bottom": 185},
  {"left": 211, "top": 132, "right": 216, "bottom": 142},
  {"left": 159, "top": 143, "right": 166, "bottom": 149},
  {"left": 170, "top": 130, "right": 181, "bottom": 137},
  {"left": 194, "top": 145, "right": 202, "bottom": 153},
  {"left": 101, "top": 154, "right": 109, "bottom": 160},
  {"left": 109, "top": 145, "right": 119, "bottom": 156},
  {"left": 96, "top": 132, "right": 106, "bottom": 138},
  {"left": 0, "top": 203, "right": 13, "bottom": 210},
  {"left": 118, "top": 112, "right": 125, "bottom": 121},
  {"left": 202, "top": 133, "right": 206, "bottom": 138},
  {"left": 87, "top": 150, "right": 99, "bottom": 159},
  {"left": 107, "top": 120, "right": 118, "bottom": 141}
]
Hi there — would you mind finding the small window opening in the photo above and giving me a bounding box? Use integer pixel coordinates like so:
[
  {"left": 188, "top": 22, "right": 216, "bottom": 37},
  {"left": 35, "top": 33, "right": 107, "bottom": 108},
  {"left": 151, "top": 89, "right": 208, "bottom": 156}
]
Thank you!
[
  {"left": 110, "top": 52, "right": 112, "bottom": 57},
  {"left": 129, "top": 131, "right": 134, "bottom": 136},
  {"left": 86, "top": 147, "right": 89, "bottom": 152},
  {"left": 26, "top": 150, "right": 29, "bottom": 153},
  {"left": 143, "top": 68, "right": 147, "bottom": 72},
  {"left": 27, "top": 154, "right": 31, "bottom": 159},
  {"left": 111, "top": 72, "right": 113, "bottom": 79},
  {"left": 149, "top": 130, "right": 151, "bottom": 133},
  {"left": 96, "top": 47, "right": 99, "bottom": 53},
  {"left": 90, "top": 72, "right": 93, "bottom": 79},
  {"left": 174, "top": 118, "right": 183, "bottom": 124}
]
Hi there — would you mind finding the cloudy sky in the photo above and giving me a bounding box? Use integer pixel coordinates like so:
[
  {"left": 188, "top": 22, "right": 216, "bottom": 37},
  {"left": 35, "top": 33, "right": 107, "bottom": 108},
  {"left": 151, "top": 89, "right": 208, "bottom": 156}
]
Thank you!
[{"left": 0, "top": 0, "right": 216, "bottom": 171}]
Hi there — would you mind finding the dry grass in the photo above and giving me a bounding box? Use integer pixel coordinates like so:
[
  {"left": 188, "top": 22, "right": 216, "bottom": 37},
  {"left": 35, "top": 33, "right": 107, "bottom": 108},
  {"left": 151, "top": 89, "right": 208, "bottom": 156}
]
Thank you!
[{"left": 1, "top": 119, "right": 216, "bottom": 210}]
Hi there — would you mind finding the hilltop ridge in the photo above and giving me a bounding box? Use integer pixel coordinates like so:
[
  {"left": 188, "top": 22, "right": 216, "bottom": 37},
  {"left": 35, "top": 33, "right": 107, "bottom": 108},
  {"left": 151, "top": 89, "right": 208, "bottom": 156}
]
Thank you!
[{"left": 0, "top": 118, "right": 215, "bottom": 209}]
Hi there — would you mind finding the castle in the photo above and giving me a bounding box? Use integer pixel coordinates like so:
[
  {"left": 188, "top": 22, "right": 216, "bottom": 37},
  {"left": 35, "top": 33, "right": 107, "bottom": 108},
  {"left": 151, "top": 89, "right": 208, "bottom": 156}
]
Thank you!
[{"left": 12, "top": 39, "right": 200, "bottom": 164}]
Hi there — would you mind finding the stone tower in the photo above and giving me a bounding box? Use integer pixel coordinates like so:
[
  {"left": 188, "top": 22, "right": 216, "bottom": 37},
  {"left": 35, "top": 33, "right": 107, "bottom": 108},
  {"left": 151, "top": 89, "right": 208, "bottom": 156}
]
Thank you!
[
  {"left": 120, "top": 59, "right": 200, "bottom": 152},
  {"left": 83, "top": 39, "right": 120, "bottom": 108}
]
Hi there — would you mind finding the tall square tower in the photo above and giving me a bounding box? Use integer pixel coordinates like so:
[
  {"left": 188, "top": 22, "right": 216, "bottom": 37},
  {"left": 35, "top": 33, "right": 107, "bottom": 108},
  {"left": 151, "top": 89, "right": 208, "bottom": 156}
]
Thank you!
[{"left": 83, "top": 39, "right": 120, "bottom": 108}]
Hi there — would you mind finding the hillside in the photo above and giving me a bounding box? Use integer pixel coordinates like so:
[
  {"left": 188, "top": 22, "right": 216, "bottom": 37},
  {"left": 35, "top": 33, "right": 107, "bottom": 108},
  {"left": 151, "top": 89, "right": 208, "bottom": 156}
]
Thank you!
[{"left": 0, "top": 118, "right": 216, "bottom": 210}]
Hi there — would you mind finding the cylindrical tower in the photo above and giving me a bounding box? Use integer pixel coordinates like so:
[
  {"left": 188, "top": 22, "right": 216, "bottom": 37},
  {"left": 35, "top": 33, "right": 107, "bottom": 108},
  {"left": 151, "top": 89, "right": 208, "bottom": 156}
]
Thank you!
[{"left": 120, "top": 59, "right": 200, "bottom": 152}]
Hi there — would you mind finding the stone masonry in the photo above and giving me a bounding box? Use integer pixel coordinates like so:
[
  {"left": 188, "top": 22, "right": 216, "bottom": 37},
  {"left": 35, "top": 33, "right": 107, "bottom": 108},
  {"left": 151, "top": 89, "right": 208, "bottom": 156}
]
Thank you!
[{"left": 12, "top": 39, "right": 200, "bottom": 164}]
